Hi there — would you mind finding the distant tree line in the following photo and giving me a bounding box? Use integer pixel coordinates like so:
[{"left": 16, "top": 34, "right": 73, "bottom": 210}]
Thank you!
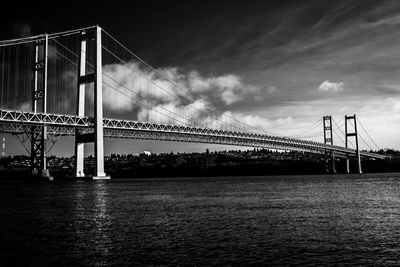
[{"left": 1, "top": 148, "right": 400, "bottom": 179}]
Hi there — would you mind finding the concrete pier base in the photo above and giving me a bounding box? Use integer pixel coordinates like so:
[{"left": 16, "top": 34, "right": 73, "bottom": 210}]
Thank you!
[
  {"left": 345, "top": 158, "right": 350, "bottom": 174},
  {"left": 93, "top": 176, "right": 110, "bottom": 180}
]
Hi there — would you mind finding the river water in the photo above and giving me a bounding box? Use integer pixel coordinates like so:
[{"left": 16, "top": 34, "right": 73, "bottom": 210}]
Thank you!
[{"left": 1, "top": 174, "right": 400, "bottom": 266}]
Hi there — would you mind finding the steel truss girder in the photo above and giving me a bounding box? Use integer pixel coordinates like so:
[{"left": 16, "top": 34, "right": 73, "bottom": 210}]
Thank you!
[
  {"left": 0, "top": 110, "right": 92, "bottom": 127},
  {"left": 0, "top": 109, "right": 385, "bottom": 160},
  {"left": 103, "top": 128, "right": 332, "bottom": 156},
  {"left": 30, "top": 126, "right": 44, "bottom": 169}
]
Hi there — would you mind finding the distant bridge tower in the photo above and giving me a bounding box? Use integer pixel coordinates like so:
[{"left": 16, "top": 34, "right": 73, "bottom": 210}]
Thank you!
[
  {"left": 345, "top": 114, "right": 362, "bottom": 174},
  {"left": 74, "top": 26, "right": 109, "bottom": 179},
  {"left": 323, "top": 116, "right": 336, "bottom": 173},
  {"left": 31, "top": 34, "right": 49, "bottom": 178}
]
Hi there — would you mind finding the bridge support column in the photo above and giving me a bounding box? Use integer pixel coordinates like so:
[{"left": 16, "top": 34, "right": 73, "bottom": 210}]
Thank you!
[
  {"left": 345, "top": 158, "right": 350, "bottom": 174},
  {"left": 74, "top": 31, "right": 87, "bottom": 178},
  {"left": 74, "top": 26, "right": 109, "bottom": 180},
  {"left": 93, "top": 26, "right": 108, "bottom": 179},
  {"left": 345, "top": 114, "right": 362, "bottom": 174},
  {"left": 356, "top": 145, "right": 362, "bottom": 174},
  {"left": 31, "top": 34, "right": 50, "bottom": 179},
  {"left": 344, "top": 118, "right": 350, "bottom": 174}
]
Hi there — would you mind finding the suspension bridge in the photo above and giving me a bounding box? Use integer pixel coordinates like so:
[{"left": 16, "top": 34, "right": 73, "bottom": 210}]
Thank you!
[{"left": 0, "top": 25, "right": 385, "bottom": 179}]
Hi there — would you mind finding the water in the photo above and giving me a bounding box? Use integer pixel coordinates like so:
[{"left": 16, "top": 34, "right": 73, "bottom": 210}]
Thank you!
[{"left": 1, "top": 174, "right": 400, "bottom": 266}]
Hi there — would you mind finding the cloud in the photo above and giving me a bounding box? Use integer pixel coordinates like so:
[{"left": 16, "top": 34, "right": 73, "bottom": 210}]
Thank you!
[
  {"left": 220, "top": 90, "right": 241, "bottom": 105},
  {"left": 100, "top": 61, "right": 261, "bottom": 117},
  {"left": 202, "top": 111, "right": 292, "bottom": 135},
  {"left": 187, "top": 71, "right": 258, "bottom": 105},
  {"left": 229, "top": 112, "right": 292, "bottom": 133},
  {"left": 267, "top": 86, "right": 277, "bottom": 94},
  {"left": 137, "top": 99, "right": 208, "bottom": 125},
  {"left": 318, "top": 80, "right": 344, "bottom": 93},
  {"left": 95, "top": 61, "right": 284, "bottom": 134},
  {"left": 101, "top": 62, "right": 180, "bottom": 113}
]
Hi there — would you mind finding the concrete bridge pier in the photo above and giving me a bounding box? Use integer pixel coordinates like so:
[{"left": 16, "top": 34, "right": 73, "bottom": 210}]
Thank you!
[
  {"left": 345, "top": 157, "right": 350, "bottom": 174},
  {"left": 93, "top": 26, "right": 108, "bottom": 179},
  {"left": 356, "top": 149, "right": 362, "bottom": 174},
  {"left": 74, "top": 29, "right": 87, "bottom": 178},
  {"left": 74, "top": 26, "right": 109, "bottom": 180},
  {"left": 331, "top": 152, "right": 337, "bottom": 174}
]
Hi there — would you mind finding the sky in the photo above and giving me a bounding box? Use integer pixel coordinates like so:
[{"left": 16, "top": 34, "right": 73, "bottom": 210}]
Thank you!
[{"left": 1, "top": 0, "right": 400, "bottom": 156}]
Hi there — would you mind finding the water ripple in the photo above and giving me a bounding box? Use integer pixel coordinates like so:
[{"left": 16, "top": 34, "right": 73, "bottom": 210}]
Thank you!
[{"left": 1, "top": 174, "right": 400, "bottom": 265}]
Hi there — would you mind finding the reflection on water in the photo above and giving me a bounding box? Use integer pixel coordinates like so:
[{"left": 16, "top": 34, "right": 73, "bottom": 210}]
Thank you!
[
  {"left": 1, "top": 174, "right": 400, "bottom": 265},
  {"left": 71, "top": 181, "right": 113, "bottom": 266},
  {"left": 93, "top": 182, "right": 112, "bottom": 262}
]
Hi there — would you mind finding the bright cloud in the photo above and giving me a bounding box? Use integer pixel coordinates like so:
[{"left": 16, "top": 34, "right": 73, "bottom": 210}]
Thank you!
[
  {"left": 102, "top": 62, "right": 262, "bottom": 108},
  {"left": 137, "top": 99, "right": 209, "bottom": 125},
  {"left": 220, "top": 90, "right": 242, "bottom": 105},
  {"left": 92, "top": 61, "right": 288, "bottom": 135},
  {"left": 227, "top": 112, "right": 292, "bottom": 133},
  {"left": 187, "top": 71, "right": 259, "bottom": 105},
  {"left": 99, "top": 61, "right": 269, "bottom": 127},
  {"left": 318, "top": 80, "right": 344, "bottom": 93},
  {"left": 267, "top": 86, "right": 276, "bottom": 94}
]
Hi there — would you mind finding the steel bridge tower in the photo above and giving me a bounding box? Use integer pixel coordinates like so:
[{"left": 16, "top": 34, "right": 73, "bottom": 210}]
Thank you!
[
  {"left": 323, "top": 116, "right": 336, "bottom": 173},
  {"left": 31, "top": 34, "right": 49, "bottom": 178},
  {"left": 345, "top": 114, "right": 362, "bottom": 174}
]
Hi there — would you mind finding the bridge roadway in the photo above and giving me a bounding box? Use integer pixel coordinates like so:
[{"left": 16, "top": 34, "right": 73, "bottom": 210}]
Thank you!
[{"left": 0, "top": 109, "right": 385, "bottom": 160}]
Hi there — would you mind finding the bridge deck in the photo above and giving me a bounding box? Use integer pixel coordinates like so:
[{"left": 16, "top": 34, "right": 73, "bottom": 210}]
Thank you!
[{"left": 0, "top": 109, "right": 385, "bottom": 159}]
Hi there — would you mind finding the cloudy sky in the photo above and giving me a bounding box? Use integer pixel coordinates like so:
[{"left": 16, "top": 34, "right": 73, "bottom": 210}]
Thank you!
[{"left": 1, "top": 0, "right": 400, "bottom": 155}]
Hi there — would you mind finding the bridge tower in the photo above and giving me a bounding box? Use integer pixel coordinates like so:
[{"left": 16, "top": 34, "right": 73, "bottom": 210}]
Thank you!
[
  {"left": 345, "top": 114, "right": 362, "bottom": 174},
  {"left": 323, "top": 116, "right": 336, "bottom": 173},
  {"left": 74, "top": 26, "right": 109, "bottom": 179},
  {"left": 31, "top": 34, "right": 50, "bottom": 178}
]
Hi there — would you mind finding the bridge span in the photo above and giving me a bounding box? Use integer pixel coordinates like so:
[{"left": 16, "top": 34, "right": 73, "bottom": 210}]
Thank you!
[
  {"left": 0, "top": 25, "right": 385, "bottom": 179},
  {"left": 0, "top": 109, "right": 385, "bottom": 160}
]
